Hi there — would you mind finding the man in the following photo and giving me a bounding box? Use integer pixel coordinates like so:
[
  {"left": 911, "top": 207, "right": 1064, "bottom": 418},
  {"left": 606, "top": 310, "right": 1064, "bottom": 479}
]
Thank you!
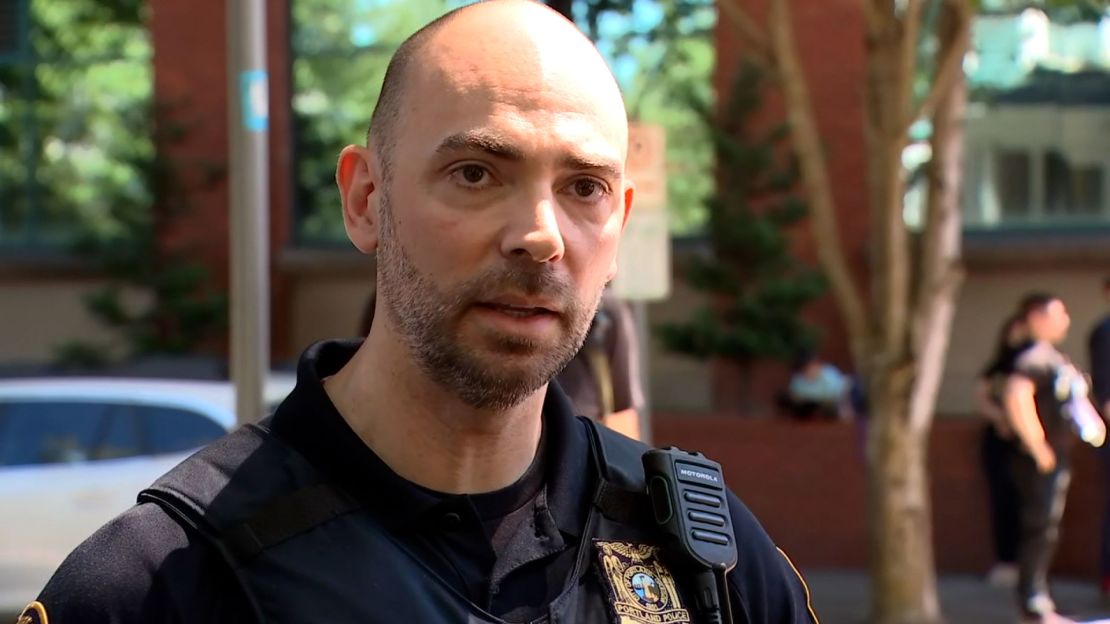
[
  {"left": 555, "top": 288, "right": 645, "bottom": 439},
  {"left": 1092, "top": 277, "right": 1110, "bottom": 599},
  {"left": 1005, "top": 294, "right": 1104, "bottom": 624},
  {"left": 19, "top": 2, "right": 817, "bottom": 622}
]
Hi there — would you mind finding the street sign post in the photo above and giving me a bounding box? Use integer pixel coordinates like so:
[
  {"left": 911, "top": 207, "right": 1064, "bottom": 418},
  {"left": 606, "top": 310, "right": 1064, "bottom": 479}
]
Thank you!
[
  {"left": 613, "top": 122, "right": 670, "bottom": 301},
  {"left": 614, "top": 122, "right": 671, "bottom": 445},
  {"left": 228, "top": 0, "right": 270, "bottom": 426}
]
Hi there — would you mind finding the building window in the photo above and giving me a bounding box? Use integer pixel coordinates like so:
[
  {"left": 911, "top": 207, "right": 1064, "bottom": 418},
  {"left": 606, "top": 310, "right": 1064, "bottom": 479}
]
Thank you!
[
  {"left": 1044, "top": 150, "right": 1103, "bottom": 217},
  {"left": 0, "top": 0, "right": 152, "bottom": 252},
  {"left": 994, "top": 150, "right": 1032, "bottom": 220},
  {"left": 962, "top": 7, "right": 1110, "bottom": 231}
]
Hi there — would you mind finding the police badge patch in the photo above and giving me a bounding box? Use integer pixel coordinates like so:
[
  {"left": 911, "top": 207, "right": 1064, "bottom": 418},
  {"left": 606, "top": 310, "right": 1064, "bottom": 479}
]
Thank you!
[
  {"left": 16, "top": 601, "right": 48, "bottom": 624},
  {"left": 594, "top": 540, "right": 691, "bottom": 624}
]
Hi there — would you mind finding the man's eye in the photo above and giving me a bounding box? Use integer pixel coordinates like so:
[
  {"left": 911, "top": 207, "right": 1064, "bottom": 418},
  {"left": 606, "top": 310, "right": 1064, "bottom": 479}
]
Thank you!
[
  {"left": 571, "top": 179, "right": 605, "bottom": 199},
  {"left": 452, "top": 164, "right": 489, "bottom": 186}
]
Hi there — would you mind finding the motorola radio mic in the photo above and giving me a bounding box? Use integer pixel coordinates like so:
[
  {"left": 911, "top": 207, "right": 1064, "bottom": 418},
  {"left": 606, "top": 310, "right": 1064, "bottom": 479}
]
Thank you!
[{"left": 643, "top": 447, "right": 737, "bottom": 623}]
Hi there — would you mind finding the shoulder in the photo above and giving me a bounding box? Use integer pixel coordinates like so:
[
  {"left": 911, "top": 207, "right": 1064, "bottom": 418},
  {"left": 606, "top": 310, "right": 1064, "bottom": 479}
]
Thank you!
[
  {"left": 724, "top": 492, "right": 819, "bottom": 623},
  {"left": 587, "top": 424, "right": 816, "bottom": 621},
  {"left": 1013, "top": 342, "right": 1062, "bottom": 376},
  {"left": 590, "top": 419, "right": 651, "bottom": 486},
  {"left": 34, "top": 502, "right": 252, "bottom": 624}
]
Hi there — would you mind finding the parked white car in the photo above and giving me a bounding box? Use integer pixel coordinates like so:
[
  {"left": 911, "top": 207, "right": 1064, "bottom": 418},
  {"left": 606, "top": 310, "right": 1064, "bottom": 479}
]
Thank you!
[{"left": 0, "top": 376, "right": 295, "bottom": 612}]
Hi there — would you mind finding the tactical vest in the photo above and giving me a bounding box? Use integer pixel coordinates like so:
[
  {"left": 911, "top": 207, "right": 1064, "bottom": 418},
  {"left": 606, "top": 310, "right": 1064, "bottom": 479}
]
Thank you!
[{"left": 137, "top": 417, "right": 714, "bottom": 624}]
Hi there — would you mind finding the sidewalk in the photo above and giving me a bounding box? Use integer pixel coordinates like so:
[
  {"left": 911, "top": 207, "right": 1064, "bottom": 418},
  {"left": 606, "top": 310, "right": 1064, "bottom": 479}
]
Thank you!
[{"left": 804, "top": 570, "right": 1110, "bottom": 624}]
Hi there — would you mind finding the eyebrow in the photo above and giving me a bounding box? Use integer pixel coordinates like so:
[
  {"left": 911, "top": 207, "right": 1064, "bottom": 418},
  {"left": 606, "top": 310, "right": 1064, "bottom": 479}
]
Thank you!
[
  {"left": 435, "top": 130, "right": 624, "bottom": 180},
  {"left": 435, "top": 130, "right": 525, "bottom": 161},
  {"left": 560, "top": 154, "right": 623, "bottom": 182}
]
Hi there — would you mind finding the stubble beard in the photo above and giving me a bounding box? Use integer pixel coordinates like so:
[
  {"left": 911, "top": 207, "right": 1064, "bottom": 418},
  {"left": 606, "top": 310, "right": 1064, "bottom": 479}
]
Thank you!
[{"left": 375, "top": 189, "right": 599, "bottom": 410}]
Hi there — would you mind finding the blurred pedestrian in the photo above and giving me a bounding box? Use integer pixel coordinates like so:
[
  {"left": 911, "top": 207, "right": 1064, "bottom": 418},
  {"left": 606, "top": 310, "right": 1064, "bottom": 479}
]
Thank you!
[
  {"left": 555, "top": 288, "right": 645, "bottom": 440},
  {"left": 778, "top": 350, "right": 856, "bottom": 421},
  {"left": 974, "top": 311, "right": 1028, "bottom": 587},
  {"left": 1004, "top": 293, "right": 1105, "bottom": 623}
]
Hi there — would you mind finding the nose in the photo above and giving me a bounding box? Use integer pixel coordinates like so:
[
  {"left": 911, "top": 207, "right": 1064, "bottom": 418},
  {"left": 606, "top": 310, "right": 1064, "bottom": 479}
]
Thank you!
[{"left": 500, "top": 194, "right": 565, "bottom": 264}]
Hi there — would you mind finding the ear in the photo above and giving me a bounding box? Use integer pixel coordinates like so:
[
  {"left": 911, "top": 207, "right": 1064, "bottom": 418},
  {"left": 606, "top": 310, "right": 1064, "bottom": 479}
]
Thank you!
[
  {"left": 337, "top": 145, "right": 380, "bottom": 254},
  {"left": 606, "top": 180, "right": 635, "bottom": 282}
]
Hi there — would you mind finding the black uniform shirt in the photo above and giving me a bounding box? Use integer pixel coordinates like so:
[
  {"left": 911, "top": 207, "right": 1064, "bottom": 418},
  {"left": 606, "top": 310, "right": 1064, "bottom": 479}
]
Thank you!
[
  {"left": 31, "top": 339, "right": 818, "bottom": 623},
  {"left": 980, "top": 340, "right": 1031, "bottom": 406},
  {"left": 1012, "top": 340, "right": 1077, "bottom": 458}
]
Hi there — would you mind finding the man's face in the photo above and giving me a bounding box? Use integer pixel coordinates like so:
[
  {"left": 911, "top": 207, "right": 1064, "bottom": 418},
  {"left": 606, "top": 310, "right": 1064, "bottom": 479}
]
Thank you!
[
  {"left": 1031, "top": 299, "right": 1071, "bottom": 345},
  {"left": 369, "top": 31, "right": 631, "bottom": 410}
]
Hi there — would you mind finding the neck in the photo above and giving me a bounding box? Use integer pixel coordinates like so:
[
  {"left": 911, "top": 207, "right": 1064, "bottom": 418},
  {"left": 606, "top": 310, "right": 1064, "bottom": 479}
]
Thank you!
[{"left": 323, "top": 324, "right": 545, "bottom": 494}]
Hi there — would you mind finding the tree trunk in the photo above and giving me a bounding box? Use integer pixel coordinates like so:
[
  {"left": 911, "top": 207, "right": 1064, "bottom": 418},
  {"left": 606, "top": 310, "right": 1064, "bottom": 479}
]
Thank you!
[
  {"left": 868, "top": 3, "right": 969, "bottom": 622},
  {"left": 868, "top": 365, "right": 941, "bottom": 624},
  {"left": 761, "top": 0, "right": 970, "bottom": 620}
]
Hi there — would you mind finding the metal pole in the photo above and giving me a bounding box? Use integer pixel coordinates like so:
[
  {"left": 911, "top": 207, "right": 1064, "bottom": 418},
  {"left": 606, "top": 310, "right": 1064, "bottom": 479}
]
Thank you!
[
  {"left": 634, "top": 301, "right": 653, "bottom": 446},
  {"left": 228, "top": 0, "right": 270, "bottom": 426}
]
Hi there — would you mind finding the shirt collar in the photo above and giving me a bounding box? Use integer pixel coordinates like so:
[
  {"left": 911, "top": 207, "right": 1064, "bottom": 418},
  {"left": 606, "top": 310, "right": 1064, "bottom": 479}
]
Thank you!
[{"left": 268, "top": 339, "right": 595, "bottom": 537}]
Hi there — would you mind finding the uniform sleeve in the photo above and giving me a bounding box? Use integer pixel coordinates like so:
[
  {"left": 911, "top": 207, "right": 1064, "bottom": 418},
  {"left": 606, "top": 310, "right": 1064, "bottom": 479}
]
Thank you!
[
  {"left": 724, "top": 491, "right": 819, "bottom": 623},
  {"left": 1089, "top": 321, "right": 1110, "bottom": 407},
  {"left": 29, "top": 503, "right": 253, "bottom": 624}
]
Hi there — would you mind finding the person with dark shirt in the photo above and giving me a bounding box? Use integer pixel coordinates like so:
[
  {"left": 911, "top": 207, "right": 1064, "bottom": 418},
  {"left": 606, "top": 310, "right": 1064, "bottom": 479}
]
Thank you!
[
  {"left": 17, "top": 2, "right": 818, "bottom": 623},
  {"left": 1004, "top": 294, "right": 1105, "bottom": 624},
  {"left": 1091, "top": 277, "right": 1110, "bottom": 600},
  {"left": 973, "top": 312, "right": 1028, "bottom": 587},
  {"left": 555, "top": 287, "right": 645, "bottom": 440}
]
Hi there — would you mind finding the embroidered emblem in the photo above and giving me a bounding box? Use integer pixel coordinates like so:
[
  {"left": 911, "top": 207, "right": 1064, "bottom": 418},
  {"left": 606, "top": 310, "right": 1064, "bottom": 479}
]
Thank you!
[
  {"left": 16, "top": 601, "right": 48, "bottom": 624},
  {"left": 594, "top": 540, "right": 691, "bottom": 624}
]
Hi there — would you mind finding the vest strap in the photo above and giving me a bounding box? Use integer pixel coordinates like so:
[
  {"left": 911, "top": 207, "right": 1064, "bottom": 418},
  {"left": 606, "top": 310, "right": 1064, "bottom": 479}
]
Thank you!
[
  {"left": 581, "top": 417, "right": 652, "bottom": 524},
  {"left": 220, "top": 482, "right": 364, "bottom": 565}
]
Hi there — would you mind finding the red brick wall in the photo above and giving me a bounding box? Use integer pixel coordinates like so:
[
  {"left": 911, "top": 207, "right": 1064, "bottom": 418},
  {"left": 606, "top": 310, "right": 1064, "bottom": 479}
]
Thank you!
[
  {"left": 654, "top": 416, "right": 1105, "bottom": 577},
  {"left": 149, "top": 0, "right": 293, "bottom": 358},
  {"left": 715, "top": 0, "right": 870, "bottom": 372},
  {"left": 149, "top": 0, "right": 230, "bottom": 288}
]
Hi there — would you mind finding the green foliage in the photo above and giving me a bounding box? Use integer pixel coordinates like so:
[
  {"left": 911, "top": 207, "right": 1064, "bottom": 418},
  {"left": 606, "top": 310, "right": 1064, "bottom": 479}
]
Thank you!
[
  {"left": 575, "top": 0, "right": 716, "bottom": 234},
  {"left": 659, "top": 64, "right": 826, "bottom": 365},
  {"left": 291, "top": 0, "right": 472, "bottom": 244},
  {"left": 0, "top": 0, "right": 153, "bottom": 249},
  {"left": 0, "top": 0, "right": 228, "bottom": 365},
  {"left": 52, "top": 340, "right": 112, "bottom": 370},
  {"left": 56, "top": 100, "right": 229, "bottom": 366}
]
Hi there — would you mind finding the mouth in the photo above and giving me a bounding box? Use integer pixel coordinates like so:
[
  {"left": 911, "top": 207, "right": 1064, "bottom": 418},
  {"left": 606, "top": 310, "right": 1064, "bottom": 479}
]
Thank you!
[{"left": 475, "top": 301, "right": 558, "bottom": 318}]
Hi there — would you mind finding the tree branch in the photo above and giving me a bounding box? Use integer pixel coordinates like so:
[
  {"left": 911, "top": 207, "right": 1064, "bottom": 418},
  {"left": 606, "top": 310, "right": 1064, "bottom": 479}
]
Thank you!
[
  {"left": 909, "top": 0, "right": 969, "bottom": 435},
  {"left": 768, "top": 0, "right": 871, "bottom": 366},
  {"left": 908, "top": 0, "right": 972, "bottom": 128},
  {"left": 718, "top": 0, "right": 774, "bottom": 67},
  {"left": 898, "top": 0, "right": 925, "bottom": 129},
  {"left": 859, "top": 0, "right": 887, "bottom": 39}
]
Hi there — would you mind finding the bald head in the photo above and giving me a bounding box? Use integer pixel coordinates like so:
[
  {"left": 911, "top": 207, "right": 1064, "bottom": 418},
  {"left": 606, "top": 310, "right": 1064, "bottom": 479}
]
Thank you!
[{"left": 368, "top": 0, "right": 627, "bottom": 173}]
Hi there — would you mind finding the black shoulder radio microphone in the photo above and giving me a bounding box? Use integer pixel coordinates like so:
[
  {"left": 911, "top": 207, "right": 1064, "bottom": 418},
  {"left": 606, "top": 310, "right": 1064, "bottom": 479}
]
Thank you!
[{"left": 643, "top": 447, "right": 737, "bottom": 624}]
